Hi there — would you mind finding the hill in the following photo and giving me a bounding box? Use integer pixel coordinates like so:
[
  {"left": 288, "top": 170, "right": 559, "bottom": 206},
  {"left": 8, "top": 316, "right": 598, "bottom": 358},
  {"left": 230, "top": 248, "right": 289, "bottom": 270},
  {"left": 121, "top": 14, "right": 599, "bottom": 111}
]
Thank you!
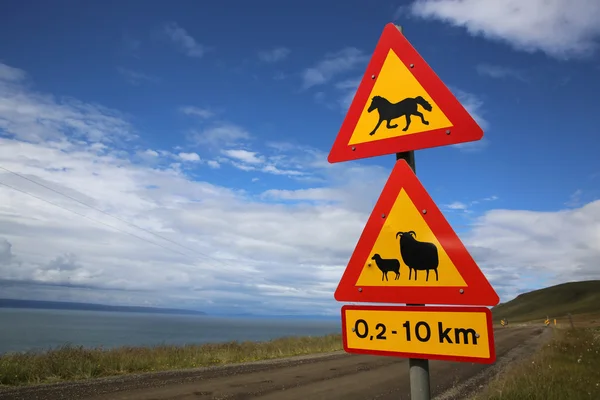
[
  {"left": 0, "top": 299, "right": 206, "bottom": 316},
  {"left": 491, "top": 280, "right": 600, "bottom": 322}
]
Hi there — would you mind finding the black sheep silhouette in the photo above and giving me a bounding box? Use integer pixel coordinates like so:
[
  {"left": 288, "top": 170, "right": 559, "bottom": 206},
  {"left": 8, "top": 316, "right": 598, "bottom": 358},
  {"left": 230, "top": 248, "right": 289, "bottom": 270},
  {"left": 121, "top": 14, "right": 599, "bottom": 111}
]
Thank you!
[
  {"left": 371, "top": 254, "right": 400, "bottom": 281},
  {"left": 395, "top": 231, "right": 439, "bottom": 281},
  {"left": 367, "top": 95, "right": 433, "bottom": 136}
]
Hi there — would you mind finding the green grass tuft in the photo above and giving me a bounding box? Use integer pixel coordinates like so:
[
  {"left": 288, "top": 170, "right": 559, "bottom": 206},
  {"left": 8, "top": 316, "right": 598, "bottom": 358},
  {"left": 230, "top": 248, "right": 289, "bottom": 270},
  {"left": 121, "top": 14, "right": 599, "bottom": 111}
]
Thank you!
[
  {"left": 0, "top": 334, "right": 342, "bottom": 387},
  {"left": 475, "top": 327, "right": 600, "bottom": 400}
]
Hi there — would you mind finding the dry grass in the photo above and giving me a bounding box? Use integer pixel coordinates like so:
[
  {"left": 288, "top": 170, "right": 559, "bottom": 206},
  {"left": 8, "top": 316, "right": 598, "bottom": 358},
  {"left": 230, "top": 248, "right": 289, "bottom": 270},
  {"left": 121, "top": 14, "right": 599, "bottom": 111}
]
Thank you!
[
  {"left": 475, "top": 327, "right": 600, "bottom": 400},
  {"left": 0, "top": 334, "right": 342, "bottom": 387}
]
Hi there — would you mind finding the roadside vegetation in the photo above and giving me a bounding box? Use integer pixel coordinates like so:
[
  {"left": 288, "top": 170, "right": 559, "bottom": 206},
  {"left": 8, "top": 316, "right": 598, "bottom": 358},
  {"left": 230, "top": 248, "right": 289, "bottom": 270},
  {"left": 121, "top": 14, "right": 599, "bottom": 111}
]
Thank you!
[
  {"left": 475, "top": 327, "right": 600, "bottom": 400},
  {"left": 491, "top": 280, "right": 600, "bottom": 323},
  {"left": 0, "top": 333, "right": 342, "bottom": 387}
]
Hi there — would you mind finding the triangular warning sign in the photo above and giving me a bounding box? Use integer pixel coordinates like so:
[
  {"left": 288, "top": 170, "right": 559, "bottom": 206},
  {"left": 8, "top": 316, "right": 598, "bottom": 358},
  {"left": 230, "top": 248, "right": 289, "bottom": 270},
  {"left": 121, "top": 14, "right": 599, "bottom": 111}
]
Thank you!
[
  {"left": 334, "top": 159, "right": 499, "bottom": 306},
  {"left": 328, "top": 23, "right": 483, "bottom": 164}
]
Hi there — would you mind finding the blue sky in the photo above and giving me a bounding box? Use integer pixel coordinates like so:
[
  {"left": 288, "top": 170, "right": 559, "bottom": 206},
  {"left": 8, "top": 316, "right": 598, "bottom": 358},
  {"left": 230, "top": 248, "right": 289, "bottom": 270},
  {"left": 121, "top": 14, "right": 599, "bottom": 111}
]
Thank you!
[{"left": 0, "top": 0, "right": 599, "bottom": 316}]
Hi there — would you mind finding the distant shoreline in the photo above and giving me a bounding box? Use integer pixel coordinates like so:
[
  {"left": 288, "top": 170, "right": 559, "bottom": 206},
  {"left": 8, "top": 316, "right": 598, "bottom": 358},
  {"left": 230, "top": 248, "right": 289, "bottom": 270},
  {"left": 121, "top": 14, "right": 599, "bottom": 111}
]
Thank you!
[
  {"left": 0, "top": 298, "right": 205, "bottom": 316},
  {"left": 0, "top": 299, "right": 339, "bottom": 319}
]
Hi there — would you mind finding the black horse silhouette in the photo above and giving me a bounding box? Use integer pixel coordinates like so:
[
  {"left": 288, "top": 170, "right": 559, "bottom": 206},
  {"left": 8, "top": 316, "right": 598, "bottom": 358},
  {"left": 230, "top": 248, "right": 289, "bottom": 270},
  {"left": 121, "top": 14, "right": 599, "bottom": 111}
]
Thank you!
[{"left": 367, "top": 95, "right": 433, "bottom": 136}]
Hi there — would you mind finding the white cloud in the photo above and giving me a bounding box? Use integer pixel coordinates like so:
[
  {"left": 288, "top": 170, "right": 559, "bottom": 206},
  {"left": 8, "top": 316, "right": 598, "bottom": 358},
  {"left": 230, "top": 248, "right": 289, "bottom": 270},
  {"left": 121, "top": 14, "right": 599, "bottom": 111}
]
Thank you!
[
  {"left": 0, "top": 136, "right": 375, "bottom": 314},
  {"left": 0, "top": 61, "right": 383, "bottom": 315},
  {"left": 475, "top": 64, "right": 527, "bottom": 82},
  {"left": 1, "top": 61, "right": 598, "bottom": 315},
  {"left": 443, "top": 195, "right": 498, "bottom": 215},
  {"left": 408, "top": 0, "right": 600, "bottom": 59},
  {"left": 0, "top": 63, "right": 26, "bottom": 82},
  {"left": 189, "top": 122, "right": 252, "bottom": 147},
  {"left": 0, "top": 63, "right": 136, "bottom": 144},
  {"left": 258, "top": 47, "right": 291, "bottom": 63},
  {"left": 448, "top": 88, "right": 490, "bottom": 152},
  {"left": 218, "top": 148, "right": 308, "bottom": 178},
  {"left": 302, "top": 48, "right": 368, "bottom": 89},
  {"left": 0, "top": 238, "right": 14, "bottom": 264},
  {"left": 565, "top": 189, "right": 583, "bottom": 208},
  {"left": 452, "top": 88, "right": 489, "bottom": 130},
  {"left": 335, "top": 77, "right": 362, "bottom": 111},
  {"left": 311, "top": 76, "right": 362, "bottom": 113},
  {"left": 206, "top": 160, "right": 220, "bottom": 169},
  {"left": 261, "top": 164, "right": 305, "bottom": 177},
  {"left": 335, "top": 78, "right": 362, "bottom": 91},
  {"left": 134, "top": 149, "right": 162, "bottom": 165},
  {"left": 482, "top": 195, "right": 498, "bottom": 202},
  {"left": 178, "top": 152, "right": 201, "bottom": 162},
  {"left": 180, "top": 107, "right": 251, "bottom": 150},
  {"left": 222, "top": 149, "right": 264, "bottom": 164},
  {"left": 180, "top": 106, "right": 214, "bottom": 119},
  {"left": 163, "top": 22, "right": 206, "bottom": 58},
  {"left": 446, "top": 201, "right": 468, "bottom": 210},
  {"left": 465, "top": 200, "right": 600, "bottom": 292},
  {"left": 143, "top": 149, "right": 159, "bottom": 157}
]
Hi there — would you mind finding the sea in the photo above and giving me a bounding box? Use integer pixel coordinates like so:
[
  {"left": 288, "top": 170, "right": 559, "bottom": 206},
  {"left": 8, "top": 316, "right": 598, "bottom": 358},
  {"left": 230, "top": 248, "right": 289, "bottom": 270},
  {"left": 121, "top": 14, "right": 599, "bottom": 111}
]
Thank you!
[{"left": 0, "top": 308, "right": 341, "bottom": 355}]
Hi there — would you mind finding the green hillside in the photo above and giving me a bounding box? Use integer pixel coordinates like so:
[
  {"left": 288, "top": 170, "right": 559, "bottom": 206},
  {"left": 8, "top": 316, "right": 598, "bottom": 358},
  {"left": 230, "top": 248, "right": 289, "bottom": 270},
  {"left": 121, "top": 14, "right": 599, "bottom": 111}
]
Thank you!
[{"left": 491, "top": 280, "right": 600, "bottom": 322}]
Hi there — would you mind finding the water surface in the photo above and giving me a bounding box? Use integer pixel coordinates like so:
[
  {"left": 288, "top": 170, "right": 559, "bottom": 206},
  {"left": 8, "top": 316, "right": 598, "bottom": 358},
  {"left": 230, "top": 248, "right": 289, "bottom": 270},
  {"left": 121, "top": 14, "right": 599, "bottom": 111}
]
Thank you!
[{"left": 0, "top": 308, "right": 340, "bottom": 354}]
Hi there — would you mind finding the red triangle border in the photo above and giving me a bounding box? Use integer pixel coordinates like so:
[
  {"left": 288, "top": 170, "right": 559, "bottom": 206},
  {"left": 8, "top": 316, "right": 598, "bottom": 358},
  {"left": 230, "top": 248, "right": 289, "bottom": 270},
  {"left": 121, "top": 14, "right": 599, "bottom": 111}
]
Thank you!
[
  {"left": 334, "top": 159, "right": 499, "bottom": 306},
  {"left": 328, "top": 23, "right": 484, "bottom": 164}
]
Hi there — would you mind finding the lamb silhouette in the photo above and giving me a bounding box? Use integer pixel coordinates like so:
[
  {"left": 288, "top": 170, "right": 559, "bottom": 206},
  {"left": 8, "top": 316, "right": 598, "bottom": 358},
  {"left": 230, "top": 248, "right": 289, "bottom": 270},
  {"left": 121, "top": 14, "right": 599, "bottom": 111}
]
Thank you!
[
  {"left": 367, "top": 95, "right": 433, "bottom": 136},
  {"left": 395, "top": 231, "right": 439, "bottom": 282},
  {"left": 371, "top": 253, "right": 401, "bottom": 281}
]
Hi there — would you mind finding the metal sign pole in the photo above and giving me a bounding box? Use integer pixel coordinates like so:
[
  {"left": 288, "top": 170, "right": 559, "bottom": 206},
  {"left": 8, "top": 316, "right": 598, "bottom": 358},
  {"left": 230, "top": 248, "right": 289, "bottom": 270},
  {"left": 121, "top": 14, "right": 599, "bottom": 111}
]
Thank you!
[
  {"left": 396, "top": 149, "right": 431, "bottom": 400},
  {"left": 396, "top": 22, "right": 430, "bottom": 400}
]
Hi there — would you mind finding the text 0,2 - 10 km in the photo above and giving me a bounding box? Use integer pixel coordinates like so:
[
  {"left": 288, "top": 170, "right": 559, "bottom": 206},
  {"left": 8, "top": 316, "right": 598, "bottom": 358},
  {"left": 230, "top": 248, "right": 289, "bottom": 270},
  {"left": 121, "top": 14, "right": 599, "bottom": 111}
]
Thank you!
[
  {"left": 353, "top": 319, "right": 479, "bottom": 345},
  {"left": 341, "top": 306, "right": 496, "bottom": 363}
]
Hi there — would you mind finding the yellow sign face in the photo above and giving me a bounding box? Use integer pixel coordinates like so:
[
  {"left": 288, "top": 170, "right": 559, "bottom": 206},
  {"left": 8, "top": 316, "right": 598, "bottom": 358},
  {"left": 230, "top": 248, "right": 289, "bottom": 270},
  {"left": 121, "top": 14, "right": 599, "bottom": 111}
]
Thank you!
[
  {"left": 343, "top": 306, "right": 494, "bottom": 362},
  {"left": 356, "top": 188, "right": 467, "bottom": 287},
  {"left": 348, "top": 49, "right": 453, "bottom": 145}
]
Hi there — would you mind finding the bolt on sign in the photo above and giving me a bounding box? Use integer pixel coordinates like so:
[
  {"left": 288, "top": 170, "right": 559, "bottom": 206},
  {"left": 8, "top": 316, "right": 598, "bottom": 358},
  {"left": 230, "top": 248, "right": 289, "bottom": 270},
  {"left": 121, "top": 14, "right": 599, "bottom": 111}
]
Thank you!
[
  {"left": 327, "top": 23, "right": 483, "bottom": 163},
  {"left": 342, "top": 305, "right": 496, "bottom": 363},
  {"left": 334, "top": 159, "right": 499, "bottom": 306}
]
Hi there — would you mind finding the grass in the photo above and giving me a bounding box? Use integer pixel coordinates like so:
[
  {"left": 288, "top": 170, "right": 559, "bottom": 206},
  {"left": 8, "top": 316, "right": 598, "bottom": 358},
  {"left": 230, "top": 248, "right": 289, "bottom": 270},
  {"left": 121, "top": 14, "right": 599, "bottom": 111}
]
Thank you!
[
  {"left": 492, "top": 280, "right": 600, "bottom": 323},
  {"left": 475, "top": 327, "right": 600, "bottom": 400},
  {"left": 0, "top": 333, "right": 342, "bottom": 387}
]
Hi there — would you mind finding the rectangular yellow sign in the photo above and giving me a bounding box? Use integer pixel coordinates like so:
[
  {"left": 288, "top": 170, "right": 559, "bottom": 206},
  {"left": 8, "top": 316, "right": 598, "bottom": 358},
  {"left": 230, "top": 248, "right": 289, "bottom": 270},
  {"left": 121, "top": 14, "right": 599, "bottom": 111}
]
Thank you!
[{"left": 341, "top": 305, "right": 495, "bottom": 364}]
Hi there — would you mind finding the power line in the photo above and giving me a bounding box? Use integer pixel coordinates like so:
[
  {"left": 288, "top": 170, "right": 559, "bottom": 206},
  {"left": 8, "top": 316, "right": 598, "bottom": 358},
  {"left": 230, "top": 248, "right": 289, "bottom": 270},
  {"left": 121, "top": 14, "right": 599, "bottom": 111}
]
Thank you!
[
  {"left": 0, "top": 165, "right": 228, "bottom": 265},
  {"left": 0, "top": 180, "right": 193, "bottom": 258}
]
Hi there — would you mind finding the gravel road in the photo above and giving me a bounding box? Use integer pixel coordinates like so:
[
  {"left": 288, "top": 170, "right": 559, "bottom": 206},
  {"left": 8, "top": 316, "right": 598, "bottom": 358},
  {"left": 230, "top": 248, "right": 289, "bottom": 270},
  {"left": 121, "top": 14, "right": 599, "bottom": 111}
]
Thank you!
[{"left": 0, "top": 326, "right": 550, "bottom": 400}]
